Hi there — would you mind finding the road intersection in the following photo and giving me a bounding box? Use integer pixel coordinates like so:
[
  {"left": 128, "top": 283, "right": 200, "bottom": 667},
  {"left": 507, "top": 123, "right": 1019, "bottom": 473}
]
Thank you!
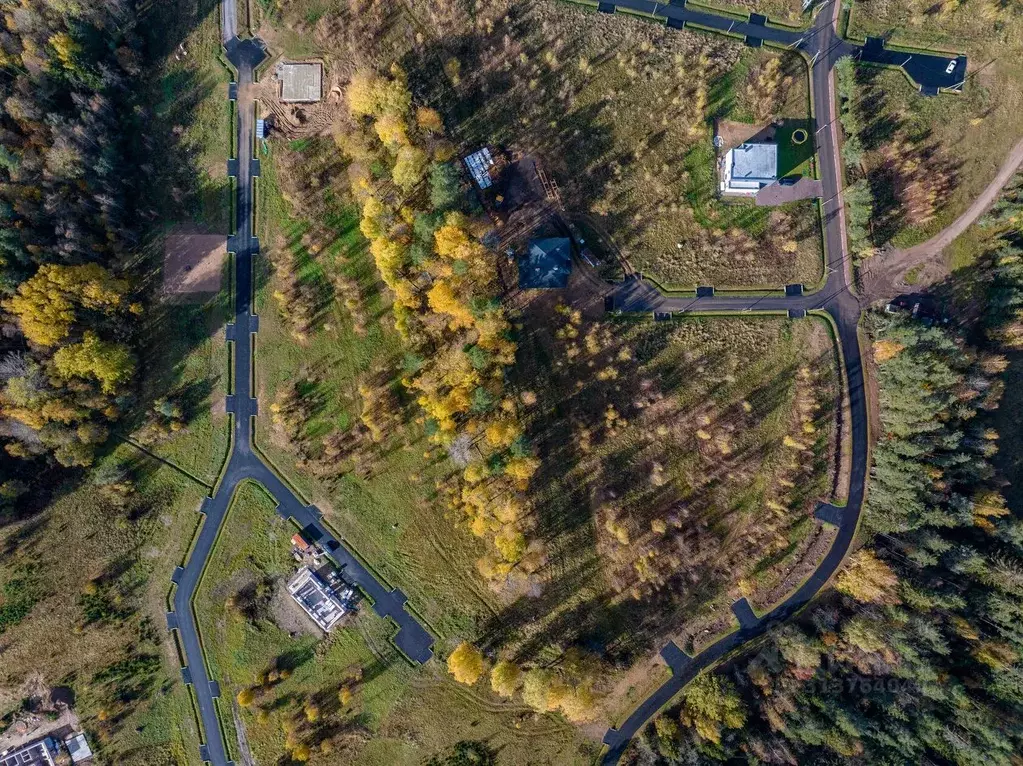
[
  {"left": 168, "top": 1, "right": 967, "bottom": 764},
  {"left": 167, "top": 26, "right": 433, "bottom": 766}
]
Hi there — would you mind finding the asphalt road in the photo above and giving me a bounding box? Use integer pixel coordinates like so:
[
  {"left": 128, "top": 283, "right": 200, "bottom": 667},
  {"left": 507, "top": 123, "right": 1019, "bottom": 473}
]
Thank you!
[
  {"left": 600, "top": 1, "right": 874, "bottom": 762},
  {"left": 220, "top": 0, "right": 236, "bottom": 43},
  {"left": 169, "top": 34, "right": 433, "bottom": 766},
  {"left": 172, "top": 2, "right": 965, "bottom": 764},
  {"left": 609, "top": 0, "right": 964, "bottom": 93}
]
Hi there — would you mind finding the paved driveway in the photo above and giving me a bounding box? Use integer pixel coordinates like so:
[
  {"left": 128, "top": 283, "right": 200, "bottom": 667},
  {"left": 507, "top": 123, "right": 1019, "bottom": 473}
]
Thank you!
[{"left": 756, "top": 177, "right": 823, "bottom": 206}]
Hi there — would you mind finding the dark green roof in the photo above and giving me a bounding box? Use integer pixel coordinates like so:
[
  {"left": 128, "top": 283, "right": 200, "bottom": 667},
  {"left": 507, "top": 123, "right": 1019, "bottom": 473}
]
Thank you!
[{"left": 520, "top": 238, "right": 572, "bottom": 288}]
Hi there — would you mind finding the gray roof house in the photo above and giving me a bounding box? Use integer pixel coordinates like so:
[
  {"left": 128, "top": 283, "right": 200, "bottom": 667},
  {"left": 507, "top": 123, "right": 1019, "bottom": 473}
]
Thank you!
[
  {"left": 721, "top": 142, "right": 778, "bottom": 195},
  {"left": 520, "top": 238, "right": 572, "bottom": 288}
]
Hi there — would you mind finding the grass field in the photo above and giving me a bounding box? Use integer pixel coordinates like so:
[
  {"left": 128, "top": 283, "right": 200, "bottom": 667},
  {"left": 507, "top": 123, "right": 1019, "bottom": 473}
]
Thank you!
[
  {"left": 507, "top": 307, "right": 841, "bottom": 656},
  {"left": 155, "top": 0, "right": 233, "bottom": 233},
  {"left": 694, "top": 0, "right": 810, "bottom": 25},
  {"left": 0, "top": 442, "right": 210, "bottom": 764},
  {"left": 194, "top": 481, "right": 598, "bottom": 765},
  {"left": 253, "top": 141, "right": 502, "bottom": 639},
  {"left": 845, "top": 0, "right": 1023, "bottom": 253}
]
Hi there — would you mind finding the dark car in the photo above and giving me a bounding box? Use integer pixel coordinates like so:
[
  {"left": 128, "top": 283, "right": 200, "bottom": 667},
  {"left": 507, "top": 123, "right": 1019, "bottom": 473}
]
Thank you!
[{"left": 779, "top": 176, "right": 799, "bottom": 186}]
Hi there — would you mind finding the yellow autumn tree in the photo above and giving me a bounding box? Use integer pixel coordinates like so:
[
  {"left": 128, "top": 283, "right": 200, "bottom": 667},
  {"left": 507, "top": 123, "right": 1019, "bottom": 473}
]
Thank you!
[
  {"left": 494, "top": 525, "right": 526, "bottom": 563},
  {"left": 392, "top": 145, "right": 429, "bottom": 191},
  {"left": 416, "top": 106, "right": 444, "bottom": 133},
  {"left": 521, "top": 668, "right": 554, "bottom": 712},
  {"left": 236, "top": 688, "right": 255, "bottom": 706},
  {"left": 4, "top": 263, "right": 127, "bottom": 346},
  {"left": 834, "top": 548, "right": 900, "bottom": 605},
  {"left": 485, "top": 419, "right": 520, "bottom": 448},
  {"left": 374, "top": 113, "right": 409, "bottom": 146},
  {"left": 873, "top": 339, "right": 904, "bottom": 363},
  {"left": 49, "top": 32, "right": 81, "bottom": 69},
  {"left": 490, "top": 660, "right": 522, "bottom": 697},
  {"left": 53, "top": 332, "right": 136, "bottom": 394},
  {"left": 447, "top": 641, "right": 485, "bottom": 685},
  {"left": 504, "top": 456, "right": 539, "bottom": 488},
  {"left": 428, "top": 280, "right": 475, "bottom": 330},
  {"left": 346, "top": 69, "right": 411, "bottom": 118}
]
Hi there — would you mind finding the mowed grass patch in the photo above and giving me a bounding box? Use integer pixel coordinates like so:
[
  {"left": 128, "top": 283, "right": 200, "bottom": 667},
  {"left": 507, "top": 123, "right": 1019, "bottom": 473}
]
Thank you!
[
  {"left": 131, "top": 292, "right": 232, "bottom": 485},
  {"left": 194, "top": 481, "right": 597, "bottom": 765},
  {"left": 253, "top": 146, "right": 500, "bottom": 638},
  {"left": 155, "top": 2, "right": 232, "bottom": 232},
  {"left": 847, "top": 1, "right": 1023, "bottom": 249},
  {"left": 500, "top": 309, "right": 841, "bottom": 665},
  {"left": 431, "top": 1, "right": 821, "bottom": 288},
  {"left": 0, "top": 445, "right": 209, "bottom": 765}
]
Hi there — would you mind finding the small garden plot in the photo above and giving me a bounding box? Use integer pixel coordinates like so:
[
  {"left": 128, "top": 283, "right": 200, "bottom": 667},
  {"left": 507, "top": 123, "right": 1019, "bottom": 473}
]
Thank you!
[{"left": 505, "top": 308, "right": 841, "bottom": 664}]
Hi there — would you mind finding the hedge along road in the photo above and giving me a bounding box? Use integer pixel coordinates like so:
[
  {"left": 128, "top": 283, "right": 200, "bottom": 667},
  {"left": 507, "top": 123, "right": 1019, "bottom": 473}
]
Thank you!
[
  {"left": 166, "top": 27, "right": 434, "bottom": 766},
  {"left": 596, "top": 0, "right": 962, "bottom": 762}
]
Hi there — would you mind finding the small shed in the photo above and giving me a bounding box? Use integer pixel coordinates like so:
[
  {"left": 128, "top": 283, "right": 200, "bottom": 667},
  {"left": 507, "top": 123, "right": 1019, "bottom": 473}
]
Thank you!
[
  {"left": 65, "top": 733, "right": 93, "bottom": 763},
  {"left": 520, "top": 238, "right": 572, "bottom": 288}
]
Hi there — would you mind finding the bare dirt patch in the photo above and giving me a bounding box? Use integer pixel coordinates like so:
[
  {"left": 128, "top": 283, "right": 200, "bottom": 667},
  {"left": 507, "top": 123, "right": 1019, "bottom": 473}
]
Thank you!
[
  {"left": 270, "top": 579, "right": 322, "bottom": 637},
  {"left": 163, "top": 226, "right": 226, "bottom": 298},
  {"left": 256, "top": 58, "right": 347, "bottom": 141},
  {"left": 717, "top": 119, "right": 770, "bottom": 151}
]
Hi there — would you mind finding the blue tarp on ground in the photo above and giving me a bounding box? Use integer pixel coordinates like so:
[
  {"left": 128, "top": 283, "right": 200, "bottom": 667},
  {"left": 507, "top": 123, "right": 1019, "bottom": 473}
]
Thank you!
[{"left": 520, "top": 238, "right": 572, "bottom": 288}]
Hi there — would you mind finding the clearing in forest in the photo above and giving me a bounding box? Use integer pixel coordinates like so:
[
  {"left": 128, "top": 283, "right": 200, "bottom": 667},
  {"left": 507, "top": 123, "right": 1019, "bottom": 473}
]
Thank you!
[{"left": 162, "top": 227, "right": 227, "bottom": 298}]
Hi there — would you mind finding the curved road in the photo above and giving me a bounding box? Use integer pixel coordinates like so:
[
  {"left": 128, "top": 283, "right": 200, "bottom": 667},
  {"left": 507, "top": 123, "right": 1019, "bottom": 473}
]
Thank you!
[
  {"left": 167, "top": 28, "right": 433, "bottom": 766},
  {"left": 595, "top": 0, "right": 959, "bottom": 762},
  {"left": 168, "top": 2, "right": 965, "bottom": 764}
]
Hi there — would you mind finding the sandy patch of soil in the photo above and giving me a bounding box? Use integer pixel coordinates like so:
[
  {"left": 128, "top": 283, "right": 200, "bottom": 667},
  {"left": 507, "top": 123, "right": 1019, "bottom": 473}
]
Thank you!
[{"left": 163, "top": 226, "right": 226, "bottom": 298}]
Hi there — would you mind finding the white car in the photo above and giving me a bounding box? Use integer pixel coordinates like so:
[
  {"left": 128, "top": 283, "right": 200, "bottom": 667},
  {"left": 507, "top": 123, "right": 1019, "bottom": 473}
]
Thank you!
[{"left": 945, "top": 60, "right": 957, "bottom": 75}]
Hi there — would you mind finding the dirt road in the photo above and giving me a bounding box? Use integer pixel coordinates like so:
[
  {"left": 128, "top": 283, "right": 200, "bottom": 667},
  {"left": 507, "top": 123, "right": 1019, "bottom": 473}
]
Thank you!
[{"left": 860, "top": 137, "right": 1023, "bottom": 302}]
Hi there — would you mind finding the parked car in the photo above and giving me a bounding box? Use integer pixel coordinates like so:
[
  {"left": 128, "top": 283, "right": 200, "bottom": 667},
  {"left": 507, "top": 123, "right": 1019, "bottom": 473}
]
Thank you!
[
  {"left": 779, "top": 176, "right": 799, "bottom": 186},
  {"left": 945, "top": 60, "right": 957, "bottom": 75}
]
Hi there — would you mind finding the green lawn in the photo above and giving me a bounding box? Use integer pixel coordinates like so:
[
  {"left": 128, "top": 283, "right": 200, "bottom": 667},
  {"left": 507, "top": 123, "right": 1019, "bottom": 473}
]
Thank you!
[
  {"left": 253, "top": 144, "right": 500, "bottom": 639},
  {"left": 155, "top": 3, "right": 233, "bottom": 233}
]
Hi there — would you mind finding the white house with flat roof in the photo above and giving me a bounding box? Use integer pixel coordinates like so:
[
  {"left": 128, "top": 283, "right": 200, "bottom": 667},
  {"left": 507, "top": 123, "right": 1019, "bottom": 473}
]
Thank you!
[
  {"left": 0, "top": 737, "right": 57, "bottom": 766},
  {"left": 287, "top": 567, "right": 347, "bottom": 632},
  {"left": 720, "top": 142, "right": 778, "bottom": 196}
]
